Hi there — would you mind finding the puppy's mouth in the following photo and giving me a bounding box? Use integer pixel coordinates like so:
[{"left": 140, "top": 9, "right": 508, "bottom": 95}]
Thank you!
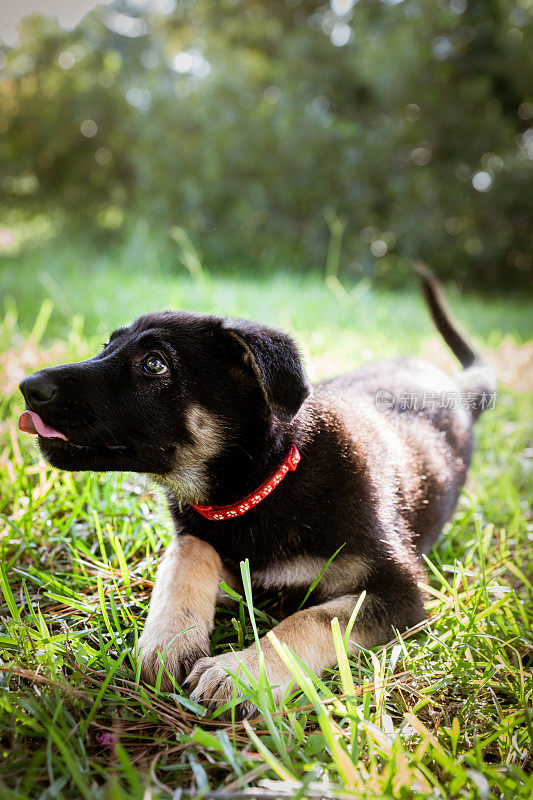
[
  {"left": 18, "top": 410, "right": 128, "bottom": 452},
  {"left": 19, "top": 410, "right": 68, "bottom": 440}
]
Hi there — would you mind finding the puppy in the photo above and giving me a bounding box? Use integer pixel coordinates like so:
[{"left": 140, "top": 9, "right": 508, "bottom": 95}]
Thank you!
[{"left": 18, "top": 267, "right": 495, "bottom": 714}]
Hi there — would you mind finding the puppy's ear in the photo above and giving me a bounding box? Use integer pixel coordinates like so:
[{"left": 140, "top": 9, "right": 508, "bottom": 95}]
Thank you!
[{"left": 221, "top": 320, "right": 311, "bottom": 422}]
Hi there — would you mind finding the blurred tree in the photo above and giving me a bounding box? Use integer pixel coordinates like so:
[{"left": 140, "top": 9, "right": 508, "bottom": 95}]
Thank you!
[{"left": 0, "top": 0, "right": 531, "bottom": 288}]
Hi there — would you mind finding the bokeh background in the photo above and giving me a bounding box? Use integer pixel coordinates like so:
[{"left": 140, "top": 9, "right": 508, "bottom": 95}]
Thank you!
[
  {"left": 0, "top": 0, "right": 532, "bottom": 296},
  {"left": 1, "top": 5, "right": 532, "bottom": 797}
]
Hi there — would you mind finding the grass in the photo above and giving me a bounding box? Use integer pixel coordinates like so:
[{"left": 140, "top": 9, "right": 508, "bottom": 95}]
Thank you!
[{"left": 0, "top": 237, "right": 532, "bottom": 799}]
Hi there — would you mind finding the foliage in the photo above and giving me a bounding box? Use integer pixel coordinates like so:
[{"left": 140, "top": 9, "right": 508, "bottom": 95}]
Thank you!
[
  {"left": 0, "top": 268, "right": 532, "bottom": 798},
  {"left": 0, "top": 0, "right": 532, "bottom": 288}
]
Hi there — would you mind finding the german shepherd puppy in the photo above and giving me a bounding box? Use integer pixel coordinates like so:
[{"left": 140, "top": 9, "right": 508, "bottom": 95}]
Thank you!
[{"left": 18, "top": 267, "right": 495, "bottom": 715}]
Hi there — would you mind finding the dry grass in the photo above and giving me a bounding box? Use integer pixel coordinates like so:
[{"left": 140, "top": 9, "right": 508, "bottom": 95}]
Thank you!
[{"left": 1, "top": 285, "right": 531, "bottom": 799}]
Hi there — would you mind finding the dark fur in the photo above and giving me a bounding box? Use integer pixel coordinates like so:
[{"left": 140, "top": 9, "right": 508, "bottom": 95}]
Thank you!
[{"left": 19, "top": 270, "right": 495, "bottom": 694}]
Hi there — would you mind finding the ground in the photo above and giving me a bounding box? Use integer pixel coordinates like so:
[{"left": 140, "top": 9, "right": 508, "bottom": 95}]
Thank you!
[{"left": 0, "top": 241, "right": 531, "bottom": 799}]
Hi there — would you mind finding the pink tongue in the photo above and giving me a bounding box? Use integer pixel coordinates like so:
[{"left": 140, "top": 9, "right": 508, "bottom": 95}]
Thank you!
[{"left": 19, "top": 411, "right": 68, "bottom": 441}]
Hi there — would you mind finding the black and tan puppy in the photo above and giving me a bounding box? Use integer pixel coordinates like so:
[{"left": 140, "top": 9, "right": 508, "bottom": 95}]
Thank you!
[{"left": 18, "top": 268, "right": 495, "bottom": 713}]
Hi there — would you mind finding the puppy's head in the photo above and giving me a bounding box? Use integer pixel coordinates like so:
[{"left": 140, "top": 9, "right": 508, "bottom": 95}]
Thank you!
[{"left": 18, "top": 311, "right": 310, "bottom": 502}]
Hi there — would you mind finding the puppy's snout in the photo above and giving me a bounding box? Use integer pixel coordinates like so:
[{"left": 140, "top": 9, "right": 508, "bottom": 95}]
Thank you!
[{"left": 19, "top": 372, "right": 57, "bottom": 408}]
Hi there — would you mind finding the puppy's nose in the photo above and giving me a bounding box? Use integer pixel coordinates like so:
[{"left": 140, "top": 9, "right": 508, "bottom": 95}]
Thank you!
[{"left": 19, "top": 372, "right": 57, "bottom": 408}]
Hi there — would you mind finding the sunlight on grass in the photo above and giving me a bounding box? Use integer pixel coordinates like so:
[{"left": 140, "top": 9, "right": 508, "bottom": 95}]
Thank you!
[{"left": 0, "top": 288, "right": 531, "bottom": 799}]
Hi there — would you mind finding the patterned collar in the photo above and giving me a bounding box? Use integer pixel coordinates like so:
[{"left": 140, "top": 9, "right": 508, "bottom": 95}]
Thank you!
[{"left": 191, "top": 445, "right": 301, "bottom": 521}]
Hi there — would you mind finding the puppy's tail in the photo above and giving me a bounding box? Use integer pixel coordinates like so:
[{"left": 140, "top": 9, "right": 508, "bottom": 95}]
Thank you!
[
  {"left": 414, "top": 261, "right": 478, "bottom": 368},
  {"left": 414, "top": 262, "right": 496, "bottom": 416}
]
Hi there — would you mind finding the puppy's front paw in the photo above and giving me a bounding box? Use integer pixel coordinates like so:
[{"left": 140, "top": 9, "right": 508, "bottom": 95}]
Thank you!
[
  {"left": 186, "top": 648, "right": 292, "bottom": 718},
  {"left": 186, "top": 652, "right": 255, "bottom": 717},
  {"left": 138, "top": 619, "right": 210, "bottom": 689}
]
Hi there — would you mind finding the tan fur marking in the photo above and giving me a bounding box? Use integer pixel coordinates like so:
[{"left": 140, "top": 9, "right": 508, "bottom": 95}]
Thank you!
[
  {"left": 139, "top": 535, "right": 223, "bottom": 687},
  {"left": 253, "top": 554, "right": 369, "bottom": 596},
  {"left": 217, "top": 566, "right": 241, "bottom": 604},
  {"left": 187, "top": 594, "right": 376, "bottom": 716},
  {"left": 146, "top": 403, "right": 225, "bottom": 503}
]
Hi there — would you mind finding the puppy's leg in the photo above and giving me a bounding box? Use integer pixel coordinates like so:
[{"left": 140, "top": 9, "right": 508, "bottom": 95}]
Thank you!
[
  {"left": 139, "top": 535, "right": 232, "bottom": 688},
  {"left": 187, "top": 589, "right": 424, "bottom": 715}
]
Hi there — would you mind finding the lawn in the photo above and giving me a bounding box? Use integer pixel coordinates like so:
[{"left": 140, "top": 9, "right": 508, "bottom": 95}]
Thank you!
[{"left": 0, "top": 239, "right": 532, "bottom": 799}]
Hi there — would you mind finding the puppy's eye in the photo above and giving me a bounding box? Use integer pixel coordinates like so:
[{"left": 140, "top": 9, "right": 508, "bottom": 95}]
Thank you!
[{"left": 142, "top": 354, "right": 168, "bottom": 375}]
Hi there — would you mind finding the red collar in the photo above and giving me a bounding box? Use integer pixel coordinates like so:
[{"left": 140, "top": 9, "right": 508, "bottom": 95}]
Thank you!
[{"left": 191, "top": 445, "right": 301, "bottom": 521}]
